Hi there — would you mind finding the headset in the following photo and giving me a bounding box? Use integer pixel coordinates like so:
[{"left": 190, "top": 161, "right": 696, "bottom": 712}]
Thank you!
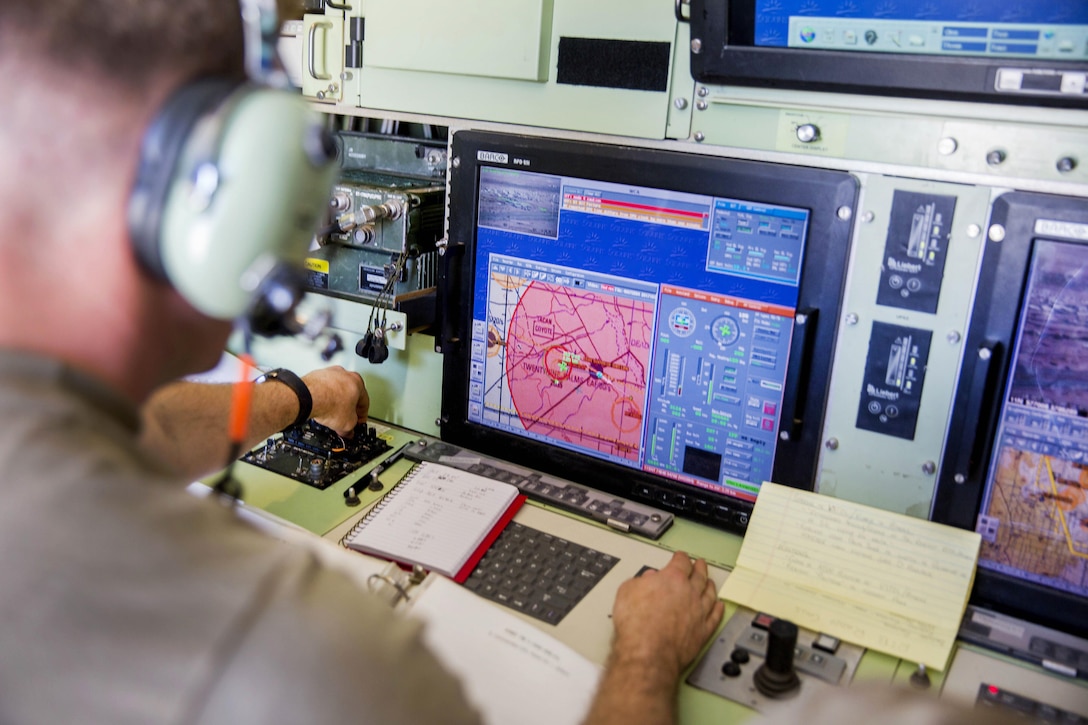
[{"left": 127, "top": 0, "right": 338, "bottom": 335}]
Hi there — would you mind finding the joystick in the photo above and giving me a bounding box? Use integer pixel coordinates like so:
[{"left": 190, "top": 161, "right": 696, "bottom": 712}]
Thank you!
[{"left": 753, "top": 618, "right": 801, "bottom": 698}]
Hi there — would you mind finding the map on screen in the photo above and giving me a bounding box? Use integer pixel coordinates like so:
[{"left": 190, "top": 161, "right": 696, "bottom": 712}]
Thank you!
[{"left": 977, "top": 240, "right": 1088, "bottom": 600}]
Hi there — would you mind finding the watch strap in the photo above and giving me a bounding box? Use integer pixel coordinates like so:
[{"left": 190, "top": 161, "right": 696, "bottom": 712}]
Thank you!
[{"left": 261, "top": 368, "right": 313, "bottom": 428}]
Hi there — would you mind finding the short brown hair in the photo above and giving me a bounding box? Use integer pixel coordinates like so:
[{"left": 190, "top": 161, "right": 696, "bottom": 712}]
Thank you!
[{"left": 0, "top": 0, "right": 245, "bottom": 92}]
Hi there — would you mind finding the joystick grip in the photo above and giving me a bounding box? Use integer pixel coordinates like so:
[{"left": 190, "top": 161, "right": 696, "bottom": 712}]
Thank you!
[{"left": 754, "top": 618, "right": 801, "bottom": 697}]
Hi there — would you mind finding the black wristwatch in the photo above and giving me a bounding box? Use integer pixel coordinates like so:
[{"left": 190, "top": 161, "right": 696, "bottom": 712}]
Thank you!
[{"left": 259, "top": 368, "right": 313, "bottom": 428}]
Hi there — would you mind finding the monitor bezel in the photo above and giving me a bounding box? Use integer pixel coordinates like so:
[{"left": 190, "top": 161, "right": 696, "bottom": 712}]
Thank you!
[
  {"left": 933, "top": 191, "right": 1088, "bottom": 640},
  {"left": 439, "top": 130, "right": 858, "bottom": 534},
  {"left": 689, "top": 0, "right": 1088, "bottom": 110}
]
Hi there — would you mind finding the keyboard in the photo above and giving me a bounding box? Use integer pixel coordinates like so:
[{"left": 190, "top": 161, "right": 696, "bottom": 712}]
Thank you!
[{"left": 463, "top": 522, "right": 619, "bottom": 624}]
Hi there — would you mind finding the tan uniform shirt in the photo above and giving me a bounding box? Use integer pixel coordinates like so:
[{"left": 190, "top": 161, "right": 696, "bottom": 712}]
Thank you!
[{"left": 0, "top": 349, "right": 480, "bottom": 725}]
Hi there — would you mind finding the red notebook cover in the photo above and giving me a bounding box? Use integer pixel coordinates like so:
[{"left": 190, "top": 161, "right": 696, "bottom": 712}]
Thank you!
[{"left": 451, "top": 494, "right": 526, "bottom": 583}]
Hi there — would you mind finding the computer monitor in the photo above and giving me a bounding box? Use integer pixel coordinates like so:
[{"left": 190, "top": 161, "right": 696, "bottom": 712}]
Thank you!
[
  {"left": 438, "top": 130, "right": 857, "bottom": 533},
  {"left": 934, "top": 191, "right": 1088, "bottom": 641},
  {"left": 689, "top": 0, "right": 1088, "bottom": 108}
]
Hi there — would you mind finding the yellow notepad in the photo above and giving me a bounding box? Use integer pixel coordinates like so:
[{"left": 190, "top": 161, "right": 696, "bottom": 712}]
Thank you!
[{"left": 719, "top": 482, "right": 981, "bottom": 670}]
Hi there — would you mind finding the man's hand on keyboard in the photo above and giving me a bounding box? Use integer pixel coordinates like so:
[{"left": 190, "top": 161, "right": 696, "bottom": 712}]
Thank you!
[
  {"left": 583, "top": 550, "right": 723, "bottom": 725},
  {"left": 613, "top": 551, "right": 724, "bottom": 679}
]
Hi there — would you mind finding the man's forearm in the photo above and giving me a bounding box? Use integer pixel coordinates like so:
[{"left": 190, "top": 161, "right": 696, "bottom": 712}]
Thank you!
[
  {"left": 140, "top": 380, "right": 302, "bottom": 479},
  {"left": 582, "top": 649, "right": 681, "bottom": 725}
]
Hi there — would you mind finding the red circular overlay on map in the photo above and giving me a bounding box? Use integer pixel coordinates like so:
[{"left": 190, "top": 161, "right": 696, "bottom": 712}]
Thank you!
[{"left": 505, "top": 281, "right": 652, "bottom": 462}]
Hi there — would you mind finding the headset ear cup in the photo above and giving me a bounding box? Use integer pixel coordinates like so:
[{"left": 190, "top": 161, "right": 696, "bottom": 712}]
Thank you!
[
  {"left": 132, "top": 82, "right": 337, "bottom": 321},
  {"left": 127, "top": 80, "right": 238, "bottom": 281}
]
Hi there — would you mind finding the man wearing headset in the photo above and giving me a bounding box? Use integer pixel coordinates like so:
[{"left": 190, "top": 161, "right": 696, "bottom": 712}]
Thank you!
[{"left": 0, "top": 1, "right": 721, "bottom": 723}]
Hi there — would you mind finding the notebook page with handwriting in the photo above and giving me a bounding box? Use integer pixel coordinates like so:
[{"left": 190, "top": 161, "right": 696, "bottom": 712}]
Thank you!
[
  {"left": 343, "top": 461, "right": 522, "bottom": 580},
  {"left": 719, "top": 482, "right": 981, "bottom": 669}
]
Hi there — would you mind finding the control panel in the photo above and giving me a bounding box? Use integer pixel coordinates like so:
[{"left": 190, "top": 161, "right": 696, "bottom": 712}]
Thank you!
[
  {"left": 977, "top": 683, "right": 1087, "bottom": 723},
  {"left": 687, "top": 608, "right": 865, "bottom": 713},
  {"left": 241, "top": 420, "right": 391, "bottom": 490},
  {"left": 645, "top": 288, "right": 792, "bottom": 499},
  {"left": 305, "top": 132, "right": 447, "bottom": 328},
  {"left": 401, "top": 439, "right": 674, "bottom": 539},
  {"left": 816, "top": 176, "right": 994, "bottom": 517}
]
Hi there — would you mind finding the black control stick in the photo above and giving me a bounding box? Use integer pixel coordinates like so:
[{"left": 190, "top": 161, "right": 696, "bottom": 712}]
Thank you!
[{"left": 753, "top": 618, "right": 801, "bottom": 698}]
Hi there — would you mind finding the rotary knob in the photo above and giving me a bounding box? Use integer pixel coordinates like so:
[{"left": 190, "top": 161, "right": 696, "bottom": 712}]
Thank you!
[
  {"left": 330, "top": 191, "right": 351, "bottom": 213},
  {"left": 796, "top": 123, "right": 820, "bottom": 144}
]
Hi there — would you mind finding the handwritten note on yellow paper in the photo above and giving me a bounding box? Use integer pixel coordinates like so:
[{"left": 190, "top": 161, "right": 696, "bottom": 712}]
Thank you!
[{"left": 719, "top": 482, "right": 981, "bottom": 670}]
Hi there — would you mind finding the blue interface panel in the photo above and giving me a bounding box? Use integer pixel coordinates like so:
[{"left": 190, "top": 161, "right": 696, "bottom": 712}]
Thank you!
[
  {"left": 752, "top": 0, "right": 1088, "bottom": 60},
  {"left": 976, "top": 240, "right": 1088, "bottom": 600},
  {"left": 467, "top": 166, "right": 808, "bottom": 502}
]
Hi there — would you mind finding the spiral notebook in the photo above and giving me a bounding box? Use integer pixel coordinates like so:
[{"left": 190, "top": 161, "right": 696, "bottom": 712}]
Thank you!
[{"left": 342, "top": 461, "right": 525, "bottom": 583}]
